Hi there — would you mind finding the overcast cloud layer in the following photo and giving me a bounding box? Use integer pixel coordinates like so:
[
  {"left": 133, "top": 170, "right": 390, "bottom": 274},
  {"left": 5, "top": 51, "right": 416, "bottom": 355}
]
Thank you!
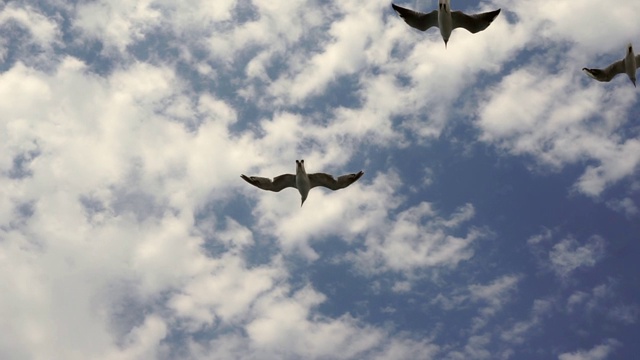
[{"left": 1, "top": 0, "right": 639, "bottom": 359}]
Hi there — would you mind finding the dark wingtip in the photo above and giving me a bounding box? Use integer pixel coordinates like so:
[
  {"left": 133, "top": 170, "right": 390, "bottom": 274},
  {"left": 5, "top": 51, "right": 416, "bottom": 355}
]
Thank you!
[
  {"left": 491, "top": 9, "right": 501, "bottom": 21},
  {"left": 391, "top": 3, "right": 402, "bottom": 16}
]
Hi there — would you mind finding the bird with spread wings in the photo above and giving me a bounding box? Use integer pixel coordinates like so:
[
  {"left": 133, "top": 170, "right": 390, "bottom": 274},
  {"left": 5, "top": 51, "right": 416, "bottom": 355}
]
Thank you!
[{"left": 241, "top": 160, "right": 364, "bottom": 206}]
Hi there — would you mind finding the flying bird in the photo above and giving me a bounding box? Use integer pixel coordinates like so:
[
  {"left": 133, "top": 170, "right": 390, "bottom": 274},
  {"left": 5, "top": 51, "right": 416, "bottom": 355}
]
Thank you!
[
  {"left": 391, "top": 0, "right": 501, "bottom": 47},
  {"left": 583, "top": 43, "right": 640, "bottom": 87},
  {"left": 240, "top": 160, "right": 364, "bottom": 206}
]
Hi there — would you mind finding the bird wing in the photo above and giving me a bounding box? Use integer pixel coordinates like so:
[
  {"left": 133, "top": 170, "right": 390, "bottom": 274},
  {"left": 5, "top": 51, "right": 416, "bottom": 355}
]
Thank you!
[
  {"left": 240, "top": 174, "right": 296, "bottom": 192},
  {"left": 583, "top": 59, "right": 626, "bottom": 82},
  {"left": 308, "top": 171, "right": 364, "bottom": 191},
  {"left": 391, "top": 4, "right": 438, "bottom": 32},
  {"left": 603, "top": 59, "right": 627, "bottom": 79},
  {"left": 451, "top": 9, "right": 501, "bottom": 33},
  {"left": 636, "top": 54, "right": 640, "bottom": 69}
]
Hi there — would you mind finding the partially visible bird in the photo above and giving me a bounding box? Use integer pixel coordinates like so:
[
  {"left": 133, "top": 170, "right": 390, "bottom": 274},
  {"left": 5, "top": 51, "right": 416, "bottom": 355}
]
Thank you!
[
  {"left": 391, "top": 0, "right": 501, "bottom": 47},
  {"left": 241, "top": 160, "right": 364, "bottom": 206},
  {"left": 583, "top": 43, "right": 640, "bottom": 87}
]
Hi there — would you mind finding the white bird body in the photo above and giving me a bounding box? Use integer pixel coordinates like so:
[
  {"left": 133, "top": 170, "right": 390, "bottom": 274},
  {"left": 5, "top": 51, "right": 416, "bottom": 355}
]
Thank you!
[
  {"left": 438, "top": 0, "right": 453, "bottom": 46},
  {"left": 295, "top": 160, "right": 312, "bottom": 205},
  {"left": 392, "top": 0, "right": 501, "bottom": 47},
  {"left": 241, "top": 160, "right": 364, "bottom": 206},
  {"left": 583, "top": 44, "right": 640, "bottom": 87}
]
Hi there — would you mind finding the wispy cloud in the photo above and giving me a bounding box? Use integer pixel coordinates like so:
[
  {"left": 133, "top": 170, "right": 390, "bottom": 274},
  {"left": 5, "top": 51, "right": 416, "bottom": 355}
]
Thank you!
[
  {"left": 1, "top": 0, "right": 639, "bottom": 358},
  {"left": 500, "top": 298, "right": 553, "bottom": 345},
  {"left": 558, "top": 339, "right": 621, "bottom": 360},
  {"left": 606, "top": 197, "right": 639, "bottom": 218},
  {"left": 469, "top": 275, "right": 521, "bottom": 332},
  {"left": 565, "top": 280, "right": 639, "bottom": 326},
  {"left": 347, "top": 202, "right": 483, "bottom": 276},
  {"left": 527, "top": 229, "right": 606, "bottom": 279},
  {"left": 549, "top": 236, "right": 605, "bottom": 278}
]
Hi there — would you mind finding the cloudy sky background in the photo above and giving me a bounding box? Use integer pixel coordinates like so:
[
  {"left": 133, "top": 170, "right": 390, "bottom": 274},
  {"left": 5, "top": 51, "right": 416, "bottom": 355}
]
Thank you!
[{"left": 1, "top": 0, "right": 639, "bottom": 359}]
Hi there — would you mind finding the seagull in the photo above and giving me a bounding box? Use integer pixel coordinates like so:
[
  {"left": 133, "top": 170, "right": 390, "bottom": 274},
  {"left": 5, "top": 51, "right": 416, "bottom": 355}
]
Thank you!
[
  {"left": 583, "top": 43, "right": 640, "bottom": 87},
  {"left": 391, "top": 0, "right": 501, "bottom": 47},
  {"left": 240, "top": 160, "right": 364, "bottom": 206}
]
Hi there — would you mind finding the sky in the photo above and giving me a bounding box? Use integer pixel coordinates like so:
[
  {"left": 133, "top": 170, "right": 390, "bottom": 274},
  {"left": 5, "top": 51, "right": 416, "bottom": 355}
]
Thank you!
[{"left": 0, "top": 0, "right": 639, "bottom": 359}]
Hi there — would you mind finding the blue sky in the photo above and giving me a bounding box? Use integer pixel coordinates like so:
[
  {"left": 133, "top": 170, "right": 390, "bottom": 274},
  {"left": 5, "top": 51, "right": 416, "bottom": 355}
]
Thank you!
[{"left": 1, "top": 0, "right": 639, "bottom": 359}]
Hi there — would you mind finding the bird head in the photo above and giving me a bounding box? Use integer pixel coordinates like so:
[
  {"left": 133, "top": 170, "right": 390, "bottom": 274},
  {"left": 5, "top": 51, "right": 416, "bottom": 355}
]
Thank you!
[
  {"left": 296, "top": 159, "right": 306, "bottom": 174},
  {"left": 439, "top": 0, "right": 450, "bottom": 12}
]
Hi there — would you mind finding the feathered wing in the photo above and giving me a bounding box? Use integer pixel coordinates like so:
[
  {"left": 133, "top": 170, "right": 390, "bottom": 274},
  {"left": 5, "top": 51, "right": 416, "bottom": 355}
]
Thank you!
[
  {"left": 635, "top": 54, "right": 640, "bottom": 68},
  {"left": 309, "top": 171, "right": 364, "bottom": 191},
  {"left": 240, "top": 174, "right": 296, "bottom": 192},
  {"left": 391, "top": 4, "right": 438, "bottom": 31},
  {"left": 451, "top": 9, "right": 501, "bottom": 33},
  {"left": 583, "top": 59, "right": 626, "bottom": 82}
]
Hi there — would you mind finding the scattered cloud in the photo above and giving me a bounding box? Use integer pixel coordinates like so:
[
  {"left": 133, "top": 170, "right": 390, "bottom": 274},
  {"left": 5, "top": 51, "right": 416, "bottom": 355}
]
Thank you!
[
  {"left": 501, "top": 298, "right": 553, "bottom": 344},
  {"left": 445, "top": 334, "right": 492, "bottom": 360},
  {"left": 549, "top": 236, "right": 605, "bottom": 278},
  {"left": 347, "top": 202, "right": 483, "bottom": 276},
  {"left": 565, "top": 281, "right": 639, "bottom": 325},
  {"left": 528, "top": 229, "right": 606, "bottom": 279},
  {"left": 558, "top": 339, "right": 621, "bottom": 360},
  {"left": 469, "top": 275, "right": 521, "bottom": 332},
  {"left": 1, "top": 0, "right": 639, "bottom": 359},
  {"left": 606, "top": 197, "right": 639, "bottom": 218}
]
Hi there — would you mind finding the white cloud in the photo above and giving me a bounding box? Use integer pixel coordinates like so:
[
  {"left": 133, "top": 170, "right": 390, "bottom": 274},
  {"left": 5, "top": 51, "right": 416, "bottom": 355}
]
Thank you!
[
  {"left": 267, "top": 1, "right": 385, "bottom": 103},
  {"left": 473, "top": 0, "right": 640, "bottom": 197},
  {"left": 347, "top": 202, "right": 483, "bottom": 276},
  {"left": 501, "top": 299, "right": 553, "bottom": 344},
  {"left": 606, "top": 305, "right": 639, "bottom": 325},
  {"left": 392, "top": 280, "right": 412, "bottom": 293},
  {"left": 246, "top": 169, "right": 482, "bottom": 271},
  {"left": 469, "top": 275, "right": 521, "bottom": 331},
  {"left": 429, "top": 274, "right": 521, "bottom": 339},
  {"left": 558, "top": 339, "right": 621, "bottom": 360},
  {"left": 0, "top": 2, "right": 60, "bottom": 43},
  {"left": 103, "top": 315, "right": 169, "bottom": 360},
  {"left": 74, "top": 0, "right": 162, "bottom": 54},
  {"left": 606, "top": 197, "right": 639, "bottom": 218},
  {"left": 183, "top": 285, "right": 441, "bottom": 360},
  {"left": 0, "top": 3, "right": 61, "bottom": 50},
  {"left": 475, "top": 63, "right": 640, "bottom": 197},
  {"left": 566, "top": 290, "right": 588, "bottom": 312},
  {"left": 527, "top": 230, "right": 607, "bottom": 279},
  {"left": 565, "top": 281, "right": 638, "bottom": 325},
  {"left": 243, "top": 285, "right": 392, "bottom": 359},
  {"left": 0, "top": 17, "right": 461, "bottom": 358},
  {"left": 2, "top": 0, "right": 639, "bottom": 358},
  {"left": 445, "top": 334, "right": 492, "bottom": 360},
  {"left": 549, "top": 236, "right": 605, "bottom": 278},
  {"left": 527, "top": 227, "right": 553, "bottom": 245}
]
